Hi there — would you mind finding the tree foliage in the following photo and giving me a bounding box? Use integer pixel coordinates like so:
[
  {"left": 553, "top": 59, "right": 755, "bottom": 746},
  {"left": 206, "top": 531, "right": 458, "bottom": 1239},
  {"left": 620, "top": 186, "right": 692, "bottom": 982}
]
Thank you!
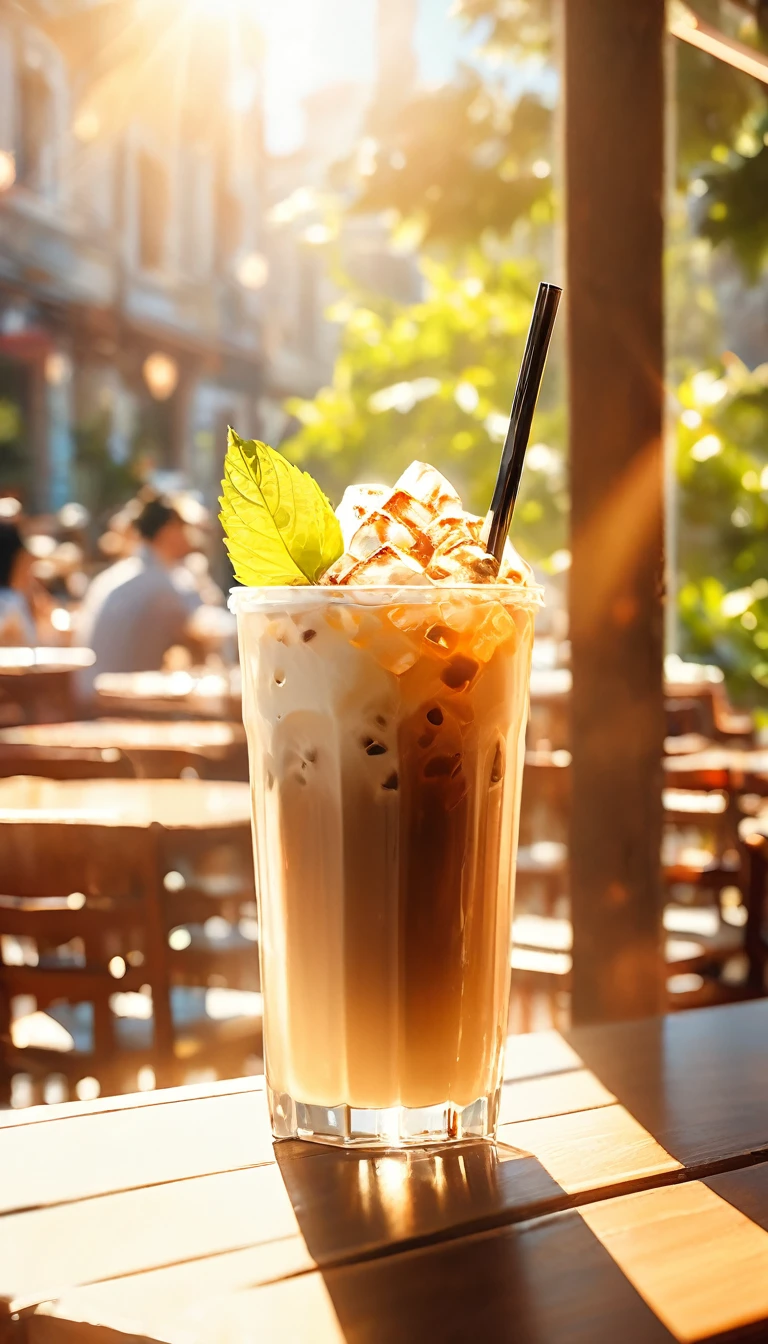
[
  {"left": 357, "top": 77, "right": 553, "bottom": 248},
  {"left": 283, "top": 255, "right": 566, "bottom": 565},
  {"left": 355, "top": 0, "right": 768, "bottom": 267},
  {"left": 281, "top": 0, "right": 768, "bottom": 703},
  {"left": 676, "top": 358, "right": 768, "bottom": 699}
]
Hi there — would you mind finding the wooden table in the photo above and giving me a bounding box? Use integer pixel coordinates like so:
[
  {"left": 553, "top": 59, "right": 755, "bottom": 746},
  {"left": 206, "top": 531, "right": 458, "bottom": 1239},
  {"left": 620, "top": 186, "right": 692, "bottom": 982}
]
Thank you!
[
  {"left": 0, "top": 648, "right": 95, "bottom": 726},
  {"left": 94, "top": 670, "right": 241, "bottom": 722},
  {"left": 0, "top": 719, "right": 247, "bottom": 779},
  {"left": 664, "top": 746, "right": 768, "bottom": 790},
  {"left": 2, "top": 999, "right": 768, "bottom": 1342},
  {"left": 0, "top": 774, "right": 251, "bottom": 829}
]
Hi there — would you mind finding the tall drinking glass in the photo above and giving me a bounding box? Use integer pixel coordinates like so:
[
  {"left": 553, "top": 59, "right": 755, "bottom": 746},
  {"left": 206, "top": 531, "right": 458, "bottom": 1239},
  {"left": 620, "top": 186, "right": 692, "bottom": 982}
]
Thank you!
[{"left": 231, "top": 583, "right": 538, "bottom": 1147}]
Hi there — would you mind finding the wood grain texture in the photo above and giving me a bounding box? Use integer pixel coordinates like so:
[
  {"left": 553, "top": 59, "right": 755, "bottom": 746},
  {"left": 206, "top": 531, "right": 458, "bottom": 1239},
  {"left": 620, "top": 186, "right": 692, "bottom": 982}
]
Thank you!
[
  {"left": 581, "top": 1180, "right": 768, "bottom": 1342},
  {"left": 565, "top": 1000, "right": 768, "bottom": 1168},
  {"left": 0, "top": 1087, "right": 273, "bottom": 1214},
  {"left": 36, "top": 1164, "right": 768, "bottom": 1344},
  {"left": 4, "top": 1004, "right": 768, "bottom": 1341},
  {"left": 564, "top": 0, "right": 666, "bottom": 1024}
]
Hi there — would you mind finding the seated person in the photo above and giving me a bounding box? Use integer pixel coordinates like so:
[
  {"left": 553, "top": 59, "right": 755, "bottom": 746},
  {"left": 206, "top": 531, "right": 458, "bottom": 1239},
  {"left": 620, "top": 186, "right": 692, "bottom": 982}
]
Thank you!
[
  {"left": 0, "top": 521, "right": 36, "bottom": 646},
  {"left": 75, "top": 495, "right": 225, "bottom": 700}
]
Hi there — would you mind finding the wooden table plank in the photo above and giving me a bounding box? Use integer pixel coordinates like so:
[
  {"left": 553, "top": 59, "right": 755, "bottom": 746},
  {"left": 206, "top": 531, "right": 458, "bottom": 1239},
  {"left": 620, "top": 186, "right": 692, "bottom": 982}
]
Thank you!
[
  {"left": 0, "top": 1086, "right": 272, "bottom": 1215},
  {"left": 1, "top": 1166, "right": 312, "bottom": 1313},
  {"left": 6, "top": 1002, "right": 760, "bottom": 1220},
  {"left": 565, "top": 999, "right": 768, "bottom": 1168},
  {"left": 4, "top": 1002, "right": 768, "bottom": 1338},
  {"left": 0, "top": 1037, "right": 604, "bottom": 1217},
  {"left": 33, "top": 1163, "right": 768, "bottom": 1344}
]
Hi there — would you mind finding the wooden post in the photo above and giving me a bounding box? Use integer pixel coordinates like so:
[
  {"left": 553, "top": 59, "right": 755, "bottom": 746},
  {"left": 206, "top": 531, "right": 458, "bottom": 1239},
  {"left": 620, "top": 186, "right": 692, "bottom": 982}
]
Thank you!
[{"left": 563, "top": 0, "right": 666, "bottom": 1023}]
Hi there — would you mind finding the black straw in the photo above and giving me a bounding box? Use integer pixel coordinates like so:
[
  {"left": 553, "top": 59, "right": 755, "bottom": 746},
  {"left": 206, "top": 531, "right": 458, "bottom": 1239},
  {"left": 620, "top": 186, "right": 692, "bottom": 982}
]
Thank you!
[{"left": 486, "top": 282, "right": 562, "bottom": 563}]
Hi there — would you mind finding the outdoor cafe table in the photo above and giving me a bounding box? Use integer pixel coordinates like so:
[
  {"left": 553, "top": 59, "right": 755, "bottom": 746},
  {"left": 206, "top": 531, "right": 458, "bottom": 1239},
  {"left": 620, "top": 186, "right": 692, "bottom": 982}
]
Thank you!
[
  {"left": 664, "top": 746, "right": 768, "bottom": 791},
  {"left": 0, "top": 718, "right": 247, "bottom": 779},
  {"left": 2, "top": 1000, "right": 768, "bottom": 1343},
  {"left": 94, "top": 670, "right": 241, "bottom": 722},
  {"left": 0, "top": 648, "right": 95, "bottom": 726}
]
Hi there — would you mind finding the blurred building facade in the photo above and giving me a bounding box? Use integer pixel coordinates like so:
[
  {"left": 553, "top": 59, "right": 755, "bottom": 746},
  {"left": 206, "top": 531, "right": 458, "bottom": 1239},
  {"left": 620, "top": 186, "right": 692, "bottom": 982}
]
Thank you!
[
  {"left": 260, "top": 0, "right": 423, "bottom": 437},
  {"left": 0, "top": 0, "right": 266, "bottom": 518}
]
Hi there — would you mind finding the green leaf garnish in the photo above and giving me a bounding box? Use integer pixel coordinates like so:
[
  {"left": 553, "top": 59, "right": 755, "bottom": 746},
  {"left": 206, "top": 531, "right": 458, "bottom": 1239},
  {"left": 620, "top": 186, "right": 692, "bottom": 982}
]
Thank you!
[{"left": 220, "top": 430, "right": 343, "bottom": 586}]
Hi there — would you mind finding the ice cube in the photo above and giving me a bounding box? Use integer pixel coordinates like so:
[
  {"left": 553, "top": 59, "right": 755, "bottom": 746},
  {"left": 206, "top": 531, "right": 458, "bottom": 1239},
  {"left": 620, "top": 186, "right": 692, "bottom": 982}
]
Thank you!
[
  {"left": 394, "top": 461, "right": 463, "bottom": 516},
  {"left": 348, "top": 511, "right": 420, "bottom": 563},
  {"left": 324, "top": 605, "right": 418, "bottom": 673},
  {"left": 336, "top": 484, "right": 389, "bottom": 548},
  {"left": 427, "top": 544, "right": 500, "bottom": 585},
  {"left": 388, "top": 603, "right": 430, "bottom": 633},
  {"left": 343, "top": 545, "right": 429, "bottom": 587},
  {"left": 354, "top": 618, "right": 421, "bottom": 675},
  {"left": 378, "top": 490, "right": 436, "bottom": 567},
  {"left": 320, "top": 551, "right": 360, "bottom": 586},
  {"left": 423, "top": 622, "right": 460, "bottom": 657},
  {"left": 381, "top": 490, "right": 434, "bottom": 540},
  {"left": 266, "top": 617, "right": 300, "bottom": 646},
  {"left": 426, "top": 514, "right": 476, "bottom": 557},
  {"left": 475, "top": 515, "right": 533, "bottom": 585},
  {"left": 437, "top": 593, "right": 479, "bottom": 634},
  {"left": 469, "top": 602, "right": 519, "bottom": 663},
  {"left": 499, "top": 538, "right": 535, "bottom": 586},
  {"left": 324, "top": 603, "right": 368, "bottom": 638}
]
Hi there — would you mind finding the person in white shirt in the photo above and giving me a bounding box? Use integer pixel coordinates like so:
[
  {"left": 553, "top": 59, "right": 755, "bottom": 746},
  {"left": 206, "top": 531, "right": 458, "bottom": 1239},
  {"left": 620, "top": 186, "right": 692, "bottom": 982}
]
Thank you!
[
  {"left": 75, "top": 495, "right": 213, "bottom": 700},
  {"left": 0, "top": 521, "right": 37, "bottom": 646}
]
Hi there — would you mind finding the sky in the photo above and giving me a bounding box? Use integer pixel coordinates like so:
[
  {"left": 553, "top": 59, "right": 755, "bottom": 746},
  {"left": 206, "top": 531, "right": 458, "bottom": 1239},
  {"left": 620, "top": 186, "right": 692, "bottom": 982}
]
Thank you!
[{"left": 257, "top": 0, "right": 470, "bottom": 155}]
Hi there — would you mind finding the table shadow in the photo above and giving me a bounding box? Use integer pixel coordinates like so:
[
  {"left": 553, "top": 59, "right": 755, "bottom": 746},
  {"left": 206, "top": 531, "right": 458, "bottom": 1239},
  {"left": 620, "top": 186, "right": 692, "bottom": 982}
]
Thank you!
[
  {"left": 273, "top": 1138, "right": 677, "bottom": 1344},
  {"left": 274, "top": 1136, "right": 564, "bottom": 1269}
]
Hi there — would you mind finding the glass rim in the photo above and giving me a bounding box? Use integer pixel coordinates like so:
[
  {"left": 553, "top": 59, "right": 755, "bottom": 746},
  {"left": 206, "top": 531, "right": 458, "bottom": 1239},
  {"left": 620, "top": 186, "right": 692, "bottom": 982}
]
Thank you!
[{"left": 228, "top": 583, "right": 543, "bottom": 613}]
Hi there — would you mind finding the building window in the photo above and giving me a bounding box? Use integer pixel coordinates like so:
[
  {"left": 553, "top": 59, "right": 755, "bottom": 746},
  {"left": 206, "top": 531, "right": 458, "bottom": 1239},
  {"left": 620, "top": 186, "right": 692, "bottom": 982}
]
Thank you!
[
  {"left": 17, "top": 61, "right": 55, "bottom": 194},
  {"left": 216, "top": 185, "right": 242, "bottom": 270},
  {"left": 137, "top": 149, "right": 169, "bottom": 272},
  {"left": 179, "top": 147, "right": 213, "bottom": 279}
]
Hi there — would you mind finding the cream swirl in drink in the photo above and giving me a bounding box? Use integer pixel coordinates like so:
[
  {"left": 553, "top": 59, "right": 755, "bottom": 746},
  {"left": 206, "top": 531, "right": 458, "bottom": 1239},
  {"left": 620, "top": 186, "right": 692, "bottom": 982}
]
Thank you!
[{"left": 226, "top": 442, "right": 540, "bottom": 1147}]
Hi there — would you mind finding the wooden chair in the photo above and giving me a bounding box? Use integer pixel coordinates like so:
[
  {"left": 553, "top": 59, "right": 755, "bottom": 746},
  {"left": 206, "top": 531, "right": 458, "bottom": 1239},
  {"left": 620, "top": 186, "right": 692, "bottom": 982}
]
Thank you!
[
  {"left": 739, "top": 816, "right": 768, "bottom": 995},
  {"left": 0, "top": 778, "right": 260, "bottom": 1107},
  {"left": 664, "top": 675, "right": 754, "bottom": 748},
  {"left": 0, "top": 819, "right": 170, "bottom": 1105},
  {"left": 666, "top": 697, "right": 711, "bottom": 742},
  {"left": 527, "top": 669, "right": 571, "bottom": 751},
  {"left": 517, "top": 751, "right": 571, "bottom": 916},
  {"left": 514, "top": 746, "right": 755, "bottom": 1023}
]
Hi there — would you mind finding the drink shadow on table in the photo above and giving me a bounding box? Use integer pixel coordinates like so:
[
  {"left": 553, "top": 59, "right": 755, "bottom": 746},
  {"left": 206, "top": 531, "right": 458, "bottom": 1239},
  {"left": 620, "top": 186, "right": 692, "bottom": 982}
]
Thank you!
[
  {"left": 274, "top": 1136, "right": 561, "bottom": 1266},
  {"left": 272, "top": 1139, "right": 674, "bottom": 1344},
  {"left": 271, "top": 1004, "right": 768, "bottom": 1343}
]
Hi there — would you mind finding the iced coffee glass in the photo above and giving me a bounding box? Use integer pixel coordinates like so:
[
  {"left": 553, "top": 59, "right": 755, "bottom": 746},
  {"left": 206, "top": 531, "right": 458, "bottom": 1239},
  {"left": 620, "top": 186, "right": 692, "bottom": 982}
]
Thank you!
[{"left": 232, "top": 582, "right": 537, "bottom": 1147}]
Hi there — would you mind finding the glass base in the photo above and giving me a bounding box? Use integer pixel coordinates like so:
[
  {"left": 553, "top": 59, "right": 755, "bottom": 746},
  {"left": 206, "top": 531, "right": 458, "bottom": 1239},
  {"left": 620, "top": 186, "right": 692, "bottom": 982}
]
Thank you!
[{"left": 268, "top": 1085, "right": 499, "bottom": 1149}]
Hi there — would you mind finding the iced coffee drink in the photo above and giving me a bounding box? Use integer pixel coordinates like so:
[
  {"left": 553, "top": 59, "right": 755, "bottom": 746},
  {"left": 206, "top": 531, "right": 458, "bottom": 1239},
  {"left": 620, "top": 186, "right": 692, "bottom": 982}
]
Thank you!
[{"left": 224, "top": 440, "right": 540, "bottom": 1146}]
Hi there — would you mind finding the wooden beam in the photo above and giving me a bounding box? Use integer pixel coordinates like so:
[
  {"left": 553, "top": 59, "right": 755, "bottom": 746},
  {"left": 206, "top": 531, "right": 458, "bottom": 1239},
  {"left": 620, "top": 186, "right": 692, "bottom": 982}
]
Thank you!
[
  {"left": 563, "top": 0, "right": 666, "bottom": 1024},
  {"left": 670, "top": 5, "right": 768, "bottom": 86}
]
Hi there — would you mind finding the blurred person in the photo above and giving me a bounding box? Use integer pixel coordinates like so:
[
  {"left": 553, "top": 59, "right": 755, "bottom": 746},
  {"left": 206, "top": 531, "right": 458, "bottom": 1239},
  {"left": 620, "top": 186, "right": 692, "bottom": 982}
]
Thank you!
[
  {"left": 0, "top": 521, "right": 36, "bottom": 645},
  {"left": 74, "top": 495, "right": 229, "bottom": 700}
]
